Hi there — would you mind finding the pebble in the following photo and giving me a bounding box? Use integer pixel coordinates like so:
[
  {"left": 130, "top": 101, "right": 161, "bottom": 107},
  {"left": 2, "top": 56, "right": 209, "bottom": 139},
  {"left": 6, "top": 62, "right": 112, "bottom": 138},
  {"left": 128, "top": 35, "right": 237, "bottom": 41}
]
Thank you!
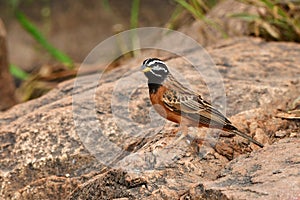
[
  {"left": 290, "top": 132, "right": 298, "bottom": 137},
  {"left": 275, "top": 130, "right": 287, "bottom": 138}
]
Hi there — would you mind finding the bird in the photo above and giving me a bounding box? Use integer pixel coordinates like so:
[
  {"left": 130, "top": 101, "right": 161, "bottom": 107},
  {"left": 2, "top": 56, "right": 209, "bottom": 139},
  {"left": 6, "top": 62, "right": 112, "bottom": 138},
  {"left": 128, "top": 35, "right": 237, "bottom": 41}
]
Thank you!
[{"left": 140, "top": 58, "right": 264, "bottom": 148}]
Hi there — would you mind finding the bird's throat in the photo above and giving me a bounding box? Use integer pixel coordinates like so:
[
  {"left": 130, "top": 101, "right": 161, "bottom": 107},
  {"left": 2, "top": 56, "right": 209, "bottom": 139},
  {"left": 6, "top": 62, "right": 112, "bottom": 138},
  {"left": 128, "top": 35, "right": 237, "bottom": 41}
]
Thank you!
[{"left": 148, "top": 83, "right": 162, "bottom": 94}]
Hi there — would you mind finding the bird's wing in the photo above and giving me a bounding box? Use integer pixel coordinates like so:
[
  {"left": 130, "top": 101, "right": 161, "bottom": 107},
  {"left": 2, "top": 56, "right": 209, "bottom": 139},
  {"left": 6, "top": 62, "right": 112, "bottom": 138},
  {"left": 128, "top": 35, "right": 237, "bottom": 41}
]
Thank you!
[{"left": 162, "top": 89, "right": 231, "bottom": 126}]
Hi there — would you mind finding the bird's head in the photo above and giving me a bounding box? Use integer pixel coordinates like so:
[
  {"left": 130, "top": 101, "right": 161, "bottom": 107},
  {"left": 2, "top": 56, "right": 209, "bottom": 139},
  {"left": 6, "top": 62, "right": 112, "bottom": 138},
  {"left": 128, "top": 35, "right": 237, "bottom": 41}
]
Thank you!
[{"left": 141, "top": 58, "right": 169, "bottom": 84}]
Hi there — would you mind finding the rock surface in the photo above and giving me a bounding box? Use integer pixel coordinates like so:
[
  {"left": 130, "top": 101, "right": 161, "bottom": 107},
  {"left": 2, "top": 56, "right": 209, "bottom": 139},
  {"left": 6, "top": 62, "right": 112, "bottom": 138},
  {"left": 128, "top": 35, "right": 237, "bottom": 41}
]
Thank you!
[
  {"left": 205, "top": 138, "right": 300, "bottom": 200},
  {"left": 0, "top": 37, "right": 299, "bottom": 199}
]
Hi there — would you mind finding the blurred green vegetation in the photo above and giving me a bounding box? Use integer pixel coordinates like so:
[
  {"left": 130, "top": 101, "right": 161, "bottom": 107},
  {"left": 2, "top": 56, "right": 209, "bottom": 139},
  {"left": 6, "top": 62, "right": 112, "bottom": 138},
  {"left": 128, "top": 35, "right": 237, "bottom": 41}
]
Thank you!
[
  {"left": 7, "top": 0, "right": 73, "bottom": 71},
  {"left": 9, "top": 64, "right": 29, "bottom": 80},
  {"left": 15, "top": 11, "right": 73, "bottom": 67},
  {"left": 232, "top": 0, "right": 300, "bottom": 42},
  {"left": 174, "top": 0, "right": 218, "bottom": 19},
  {"left": 130, "top": 0, "right": 140, "bottom": 29},
  {"left": 2, "top": 0, "right": 300, "bottom": 102},
  {"left": 7, "top": 0, "right": 300, "bottom": 79},
  {"left": 172, "top": 0, "right": 300, "bottom": 41},
  {"left": 173, "top": 0, "right": 228, "bottom": 37},
  {"left": 6, "top": 0, "right": 74, "bottom": 86},
  {"left": 5, "top": 0, "right": 75, "bottom": 101}
]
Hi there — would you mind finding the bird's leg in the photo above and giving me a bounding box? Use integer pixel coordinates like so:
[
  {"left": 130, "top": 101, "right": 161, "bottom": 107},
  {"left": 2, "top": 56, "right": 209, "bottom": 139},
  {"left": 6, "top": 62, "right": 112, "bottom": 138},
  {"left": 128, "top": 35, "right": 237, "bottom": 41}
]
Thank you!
[
  {"left": 164, "top": 125, "right": 189, "bottom": 150},
  {"left": 192, "top": 137, "right": 205, "bottom": 146},
  {"left": 172, "top": 125, "right": 189, "bottom": 145},
  {"left": 171, "top": 126, "right": 180, "bottom": 135}
]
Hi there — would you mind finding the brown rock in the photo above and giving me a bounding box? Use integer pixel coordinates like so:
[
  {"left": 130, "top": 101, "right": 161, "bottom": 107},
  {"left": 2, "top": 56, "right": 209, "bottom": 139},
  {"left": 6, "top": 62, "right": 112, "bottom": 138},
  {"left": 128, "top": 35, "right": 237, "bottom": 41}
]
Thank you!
[
  {"left": 204, "top": 139, "right": 300, "bottom": 200},
  {"left": 0, "top": 37, "right": 299, "bottom": 199},
  {"left": 68, "top": 169, "right": 146, "bottom": 200}
]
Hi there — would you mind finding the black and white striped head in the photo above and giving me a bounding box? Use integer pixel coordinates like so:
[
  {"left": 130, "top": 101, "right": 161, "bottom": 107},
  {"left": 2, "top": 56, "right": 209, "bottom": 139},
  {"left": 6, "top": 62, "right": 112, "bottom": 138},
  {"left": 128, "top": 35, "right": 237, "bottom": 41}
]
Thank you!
[{"left": 141, "top": 58, "right": 169, "bottom": 84}]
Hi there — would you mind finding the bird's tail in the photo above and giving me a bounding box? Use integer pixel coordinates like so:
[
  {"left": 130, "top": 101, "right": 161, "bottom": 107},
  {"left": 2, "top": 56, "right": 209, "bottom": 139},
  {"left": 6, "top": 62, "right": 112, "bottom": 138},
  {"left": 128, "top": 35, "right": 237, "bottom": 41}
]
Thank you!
[{"left": 231, "top": 129, "right": 264, "bottom": 148}]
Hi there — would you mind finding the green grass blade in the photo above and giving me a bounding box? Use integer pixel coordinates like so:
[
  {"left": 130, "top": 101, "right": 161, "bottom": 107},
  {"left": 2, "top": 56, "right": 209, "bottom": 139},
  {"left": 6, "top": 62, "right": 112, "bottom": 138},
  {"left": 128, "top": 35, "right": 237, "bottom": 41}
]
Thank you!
[
  {"left": 101, "top": 0, "right": 111, "bottom": 11},
  {"left": 15, "top": 11, "right": 73, "bottom": 68},
  {"left": 175, "top": 0, "right": 227, "bottom": 38},
  {"left": 175, "top": 0, "right": 204, "bottom": 19},
  {"left": 166, "top": 5, "right": 185, "bottom": 29},
  {"left": 230, "top": 13, "right": 260, "bottom": 21},
  {"left": 130, "top": 0, "right": 140, "bottom": 29},
  {"left": 130, "top": 0, "right": 141, "bottom": 57},
  {"left": 9, "top": 64, "right": 29, "bottom": 80},
  {"left": 259, "top": 0, "right": 287, "bottom": 18}
]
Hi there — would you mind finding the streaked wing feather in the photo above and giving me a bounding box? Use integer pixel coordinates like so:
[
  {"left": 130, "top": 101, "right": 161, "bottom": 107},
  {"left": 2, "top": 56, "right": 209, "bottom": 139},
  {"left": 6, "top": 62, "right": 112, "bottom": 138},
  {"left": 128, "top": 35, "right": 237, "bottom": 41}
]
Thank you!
[
  {"left": 163, "top": 89, "right": 231, "bottom": 126},
  {"left": 181, "top": 96, "right": 206, "bottom": 111}
]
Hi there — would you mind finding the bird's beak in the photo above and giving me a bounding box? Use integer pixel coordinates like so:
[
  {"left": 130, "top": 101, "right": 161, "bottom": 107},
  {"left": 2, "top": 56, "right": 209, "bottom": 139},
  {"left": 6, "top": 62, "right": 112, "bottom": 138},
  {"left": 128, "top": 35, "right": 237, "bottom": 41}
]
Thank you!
[{"left": 141, "top": 65, "right": 151, "bottom": 72}]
